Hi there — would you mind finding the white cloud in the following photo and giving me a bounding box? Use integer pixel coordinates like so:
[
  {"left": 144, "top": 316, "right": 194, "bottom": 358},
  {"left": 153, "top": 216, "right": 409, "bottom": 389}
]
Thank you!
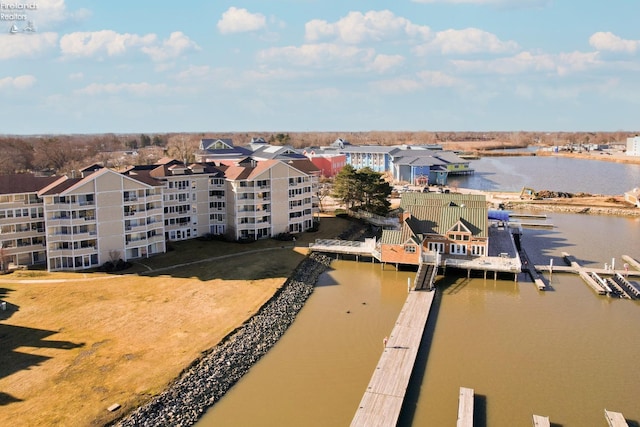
[
  {"left": 416, "top": 28, "right": 519, "bottom": 55},
  {"left": 0, "top": 32, "right": 58, "bottom": 60},
  {"left": 258, "top": 43, "right": 375, "bottom": 68},
  {"left": 0, "top": 74, "right": 36, "bottom": 89},
  {"left": 305, "top": 10, "right": 430, "bottom": 44},
  {"left": 416, "top": 70, "right": 461, "bottom": 87},
  {"left": 34, "top": 0, "right": 91, "bottom": 27},
  {"left": 589, "top": 32, "right": 640, "bottom": 54},
  {"left": 217, "top": 7, "right": 267, "bottom": 34},
  {"left": 60, "top": 30, "right": 157, "bottom": 58},
  {"left": 141, "top": 31, "right": 200, "bottom": 62},
  {"left": 372, "top": 70, "right": 463, "bottom": 93},
  {"left": 369, "top": 54, "right": 405, "bottom": 73},
  {"left": 452, "top": 50, "right": 600, "bottom": 76},
  {"left": 68, "top": 72, "right": 84, "bottom": 80},
  {"left": 75, "top": 82, "right": 169, "bottom": 96}
]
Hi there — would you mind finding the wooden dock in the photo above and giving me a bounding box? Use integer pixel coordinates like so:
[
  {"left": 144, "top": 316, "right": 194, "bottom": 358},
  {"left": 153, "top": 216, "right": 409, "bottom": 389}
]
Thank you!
[
  {"left": 519, "top": 246, "right": 546, "bottom": 290},
  {"left": 532, "top": 414, "right": 550, "bottom": 427},
  {"left": 309, "top": 238, "right": 380, "bottom": 260},
  {"left": 457, "top": 387, "right": 474, "bottom": 427},
  {"left": 604, "top": 409, "right": 629, "bottom": 427},
  {"left": 350, "top": 290, "right": 435, "bottom": 427}
]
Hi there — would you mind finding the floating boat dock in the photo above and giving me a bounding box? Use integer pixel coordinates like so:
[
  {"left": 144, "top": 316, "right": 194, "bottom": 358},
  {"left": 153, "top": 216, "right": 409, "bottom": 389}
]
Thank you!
[{"left": 532, "top": 253, "right": 640, "bottom": 298}]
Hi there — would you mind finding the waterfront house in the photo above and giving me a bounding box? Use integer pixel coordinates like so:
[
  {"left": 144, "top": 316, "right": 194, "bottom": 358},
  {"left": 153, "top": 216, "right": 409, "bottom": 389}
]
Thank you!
[{"left": 380, "top": 193, "right": 488, "bottom": 266}]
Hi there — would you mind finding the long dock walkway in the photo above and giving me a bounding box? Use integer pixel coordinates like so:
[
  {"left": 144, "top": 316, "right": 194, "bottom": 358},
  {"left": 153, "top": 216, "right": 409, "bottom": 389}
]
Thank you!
[
  {"left": 457, "top": 387, "right": 474, "bottom": 427},
  {"left": 351, "top": 290, "right": 436, "bottom": 427}
]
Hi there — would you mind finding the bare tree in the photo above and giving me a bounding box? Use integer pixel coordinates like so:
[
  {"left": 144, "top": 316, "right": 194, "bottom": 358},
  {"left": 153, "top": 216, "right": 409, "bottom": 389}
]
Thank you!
[{"left": 166, "top": 134, "right": 197, "bottom": 165}]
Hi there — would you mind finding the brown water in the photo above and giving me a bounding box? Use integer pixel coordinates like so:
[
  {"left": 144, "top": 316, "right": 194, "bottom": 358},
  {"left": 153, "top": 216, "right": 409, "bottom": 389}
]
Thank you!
[{"left": 199, "top": 213, "right": 640, "bottom": 426}]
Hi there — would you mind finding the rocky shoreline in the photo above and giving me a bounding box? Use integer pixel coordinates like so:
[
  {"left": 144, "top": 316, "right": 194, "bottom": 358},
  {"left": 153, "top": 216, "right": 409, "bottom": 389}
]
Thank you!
[
  {"left": 111, "top": 251, "right": 333, "bottom": 427},
  {"left": 506, "top": 202, "right": 640, "bottom": 217}
]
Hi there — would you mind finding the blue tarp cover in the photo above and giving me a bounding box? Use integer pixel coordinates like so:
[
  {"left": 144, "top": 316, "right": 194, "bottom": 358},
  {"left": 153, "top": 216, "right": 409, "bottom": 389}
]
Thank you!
[{"left": 488, "top": 210, "right": 510, "bottom": 222}]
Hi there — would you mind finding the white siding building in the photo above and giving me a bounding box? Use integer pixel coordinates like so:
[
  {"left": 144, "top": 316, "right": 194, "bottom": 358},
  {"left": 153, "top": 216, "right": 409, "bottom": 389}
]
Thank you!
[{"left": 627, "top": 136, "right": 640, "bottom": 156}]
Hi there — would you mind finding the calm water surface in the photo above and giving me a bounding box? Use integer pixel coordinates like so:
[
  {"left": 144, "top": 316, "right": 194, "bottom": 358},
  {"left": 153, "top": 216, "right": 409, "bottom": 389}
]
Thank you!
[
  {"left": 448, "top": 156, "right": 640, "bottom": 194},
  {"left": 199, "top": 213, "right": 639, "bottom": 427},
  {"left": 198, "top": 158, "right": 640, "bottom": 426}
]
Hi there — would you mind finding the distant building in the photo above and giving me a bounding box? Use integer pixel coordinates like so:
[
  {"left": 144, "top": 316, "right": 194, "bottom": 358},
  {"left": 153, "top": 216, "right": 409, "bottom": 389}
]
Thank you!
[
  {"left": 303, "top": 151, "right": 346, "bottom": 178},
  {"left": 314, "top": 140, "right": 471, "bottom": 185},
  {"left": 626, "top": 136, "right": 640, "bottom": 156}
]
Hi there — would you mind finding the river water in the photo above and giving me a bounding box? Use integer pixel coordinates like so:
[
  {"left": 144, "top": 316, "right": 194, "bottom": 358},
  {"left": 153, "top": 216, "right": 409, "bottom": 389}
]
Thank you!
[
  {"left": 198, "top": 159, "right": 640, "bottom": 426},
  {"left": 447, "top": 156, "right": 640, "bottom": 194}
]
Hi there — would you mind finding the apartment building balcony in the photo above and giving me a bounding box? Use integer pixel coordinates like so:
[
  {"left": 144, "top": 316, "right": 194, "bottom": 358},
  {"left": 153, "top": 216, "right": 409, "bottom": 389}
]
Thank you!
[
  {"left": 71, "top": 230, "right": 98, "bottom": 239},
  {"left": 125, "top": 237, "right": 147, "bottom": 245},
  {"left": 48, "top": 232, "right": 75, "bottom": 241},
  {"left": 48, "top": 246, "right": 97, "bottom": 257},
  {"left": 236, "top": 210, "right": 256, "bottom": 218}
]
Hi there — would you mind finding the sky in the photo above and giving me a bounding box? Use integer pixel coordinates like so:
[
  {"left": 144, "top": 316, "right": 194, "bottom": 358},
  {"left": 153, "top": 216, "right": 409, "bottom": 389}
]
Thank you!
[{"left": 1, "top": 0, "right": 639, "bottom": 134}]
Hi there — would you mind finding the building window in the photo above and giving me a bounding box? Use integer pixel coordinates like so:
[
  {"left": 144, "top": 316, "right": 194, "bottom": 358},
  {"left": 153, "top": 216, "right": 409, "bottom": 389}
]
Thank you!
[
  {"left": 450, "top": 244, "right": 467, "bottom": 255},
  {"left": 471, "top": 245, "right": 485, "bottom": 256},
  {"left": 428, "top": 242, "right": 444, "bottom": 253},
  {"left": 404, "top": 245, "right": 416, "bottom": 253}
]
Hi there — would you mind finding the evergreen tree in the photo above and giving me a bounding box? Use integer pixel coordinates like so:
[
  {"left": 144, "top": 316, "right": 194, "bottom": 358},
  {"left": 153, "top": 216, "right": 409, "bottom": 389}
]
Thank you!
[
  {"left": 332, "top": 164, "right": 358, "bottom": 210},
  {"left": 332, "top": 165, "right": 391, "bottom": 215}
]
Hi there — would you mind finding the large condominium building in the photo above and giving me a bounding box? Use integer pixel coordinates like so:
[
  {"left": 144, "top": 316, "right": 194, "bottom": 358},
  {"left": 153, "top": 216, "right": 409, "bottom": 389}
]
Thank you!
[
  {"left": 0, "top": 157, "right": 319, "bottom": 272},
  {"left": 217, "top": 157, "right": 319, "bottom": 239},
  {"left": 0, "top": 174, "right": 59, "bottom": 269},
  {"left": 39, "top": 166, "right": 166, "bottom": 271}
]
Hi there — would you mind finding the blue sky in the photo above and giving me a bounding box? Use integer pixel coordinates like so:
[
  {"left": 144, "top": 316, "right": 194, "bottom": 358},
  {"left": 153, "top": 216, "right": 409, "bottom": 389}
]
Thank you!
[{"left": 2, "top": 0, "right": 639, "bottom": 134}]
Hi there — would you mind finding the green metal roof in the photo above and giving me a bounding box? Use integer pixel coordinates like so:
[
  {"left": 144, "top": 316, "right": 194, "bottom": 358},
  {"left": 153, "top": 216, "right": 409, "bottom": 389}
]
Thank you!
[{"left": 388, "top": 193, "right": 488, "bottom": 243}]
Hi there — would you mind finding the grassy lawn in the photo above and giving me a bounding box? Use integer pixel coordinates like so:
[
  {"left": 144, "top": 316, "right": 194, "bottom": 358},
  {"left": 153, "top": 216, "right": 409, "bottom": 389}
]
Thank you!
[{"left": 0, "top": 216, "right": 352, "bottom": 427}]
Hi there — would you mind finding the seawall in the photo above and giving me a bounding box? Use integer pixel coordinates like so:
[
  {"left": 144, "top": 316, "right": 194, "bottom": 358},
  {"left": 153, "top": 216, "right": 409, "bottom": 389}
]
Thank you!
[{"left": 112, "top": 252, "right": 333, "bottom": 427}]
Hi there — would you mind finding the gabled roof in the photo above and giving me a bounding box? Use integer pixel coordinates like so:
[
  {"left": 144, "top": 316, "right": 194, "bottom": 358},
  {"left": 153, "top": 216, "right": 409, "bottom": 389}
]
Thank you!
[
  {"left": 124, "top": 161, "right": 224, "bottom": 183},
  {"left": 341, "top": 145, "right": 396, "bottom": 154},
  {"left": 217, "top": 158, "right": 319, "bottom": 181},
  {"left": 393, "top": 156, "right": 446, "bottom": 167},
  {"left": 0, "top": 174, "right": 60, "bottom": 195},
  {"left": 249, "top": 144, "right": 306, "bottom": 160},
  {"left": 218, "top": 159, "right": 278, "bottom": 181},
  {"left": 385, "top": 193, "right": 489, "bottom": 242},
  {"left": 39, "top": 167, "right": 156, "bottom": 196},
  {"left": 199, "top": 138, "right": 234, "bottom": 150},
  {"left": 284, "top": 158, "right": 321, "bottom": 175}
]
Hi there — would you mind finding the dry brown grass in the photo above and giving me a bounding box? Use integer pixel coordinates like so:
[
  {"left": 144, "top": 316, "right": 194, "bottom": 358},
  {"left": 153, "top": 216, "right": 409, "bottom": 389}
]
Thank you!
[{"left": 0, "top": 216, "right": 352, "bottom": 427}]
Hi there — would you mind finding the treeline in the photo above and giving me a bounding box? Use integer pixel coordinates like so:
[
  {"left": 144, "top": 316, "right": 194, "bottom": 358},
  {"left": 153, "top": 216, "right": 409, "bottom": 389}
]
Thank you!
[
  {"left": 0, "top": 133, "right": 170, "bottom": 175},
  {"left": 1, "top": 131, "right": 637, "bottom": 175}
]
